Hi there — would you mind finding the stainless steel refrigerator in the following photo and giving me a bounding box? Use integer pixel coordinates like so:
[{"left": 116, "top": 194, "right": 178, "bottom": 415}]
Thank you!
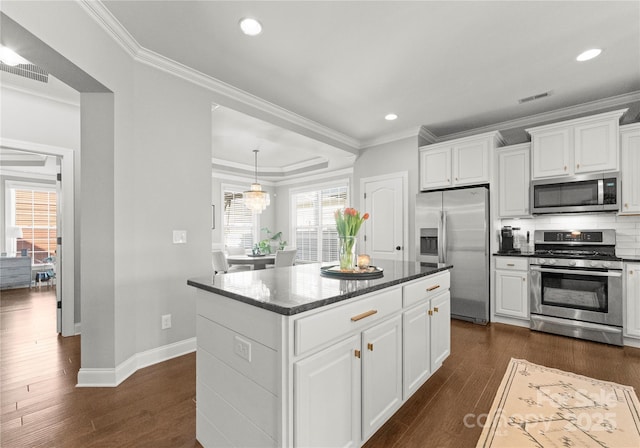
[{"left": 415, "top": 186, "right": 489, "bottom": 324}]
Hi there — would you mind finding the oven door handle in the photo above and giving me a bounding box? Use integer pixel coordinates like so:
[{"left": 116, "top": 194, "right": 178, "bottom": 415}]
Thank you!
[{"left": 530, "top": 266, "right": 622, "bottom": 277}]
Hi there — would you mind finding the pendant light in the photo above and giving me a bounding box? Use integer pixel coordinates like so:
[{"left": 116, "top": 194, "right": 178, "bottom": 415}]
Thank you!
[{"left": 243, "top": 149, "right": 270, "bottom": 213}]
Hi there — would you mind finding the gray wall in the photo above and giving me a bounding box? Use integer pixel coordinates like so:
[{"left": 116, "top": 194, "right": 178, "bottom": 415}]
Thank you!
[{"left": 354, "top": 136, "right": 420, "bottom": 261}]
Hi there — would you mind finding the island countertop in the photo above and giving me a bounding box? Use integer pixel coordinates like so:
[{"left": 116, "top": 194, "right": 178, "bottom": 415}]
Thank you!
[{"left": 188, "top": 260, "right": 452, "bottom": 316}]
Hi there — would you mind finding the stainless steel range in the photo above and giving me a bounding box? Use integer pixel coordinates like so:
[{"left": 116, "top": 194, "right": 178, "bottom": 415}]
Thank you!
[{"left": 529, "top": 229, "right": 623, "bottom": 346}]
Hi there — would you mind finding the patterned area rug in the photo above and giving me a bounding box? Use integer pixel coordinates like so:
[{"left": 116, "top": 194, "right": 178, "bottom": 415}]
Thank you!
[{"left": 476, "top": 358, "right": 640, "bottom": 447}]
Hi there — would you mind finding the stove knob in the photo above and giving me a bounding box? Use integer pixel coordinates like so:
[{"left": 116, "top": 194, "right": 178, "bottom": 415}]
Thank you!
[
  {"left": 568, "top": 260, "right": 577, "bottom": 266},
  {"left": 603, "top": 261, "right": 611, "bottom": 268},
  {"left": 538, "top": 259, "right": 546, "bottom": 264},
  {"left": 590, "top": 260, "right": 598, "bottom": 267},
  {"left": 548, "top": 259, "right": 556, "bottom": 265}
]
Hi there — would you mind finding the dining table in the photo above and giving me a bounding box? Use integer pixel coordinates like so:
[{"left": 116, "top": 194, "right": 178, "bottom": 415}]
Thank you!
[{"left": 226, "top": 253, "right": 276, "bottom": 270}]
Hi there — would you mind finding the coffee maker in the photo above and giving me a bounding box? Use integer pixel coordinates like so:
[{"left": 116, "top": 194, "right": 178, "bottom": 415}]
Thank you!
[{"left": 500, "top": 226, "right": 520, "bottom": 253}]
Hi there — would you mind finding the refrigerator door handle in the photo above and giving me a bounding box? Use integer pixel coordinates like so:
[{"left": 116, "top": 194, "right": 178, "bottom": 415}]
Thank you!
[
  {"left": 442, "top": 211, "right": 447, "bottom": 264},
  {"left": 437, "top": 211, "right": 444, "bottom": 263}
]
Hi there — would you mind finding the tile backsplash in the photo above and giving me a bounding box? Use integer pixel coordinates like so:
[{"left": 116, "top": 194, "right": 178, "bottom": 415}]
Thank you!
[{"left": 501, "top": 214, "right": 640, "bottom": 260}]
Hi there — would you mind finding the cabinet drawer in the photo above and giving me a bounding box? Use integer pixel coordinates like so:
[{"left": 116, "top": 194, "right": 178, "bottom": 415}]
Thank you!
[
  {"left": 294, "top": 287, "right": 402, "bottom": 356},
  {"left": 495, "top": 257, "right": 528, "bottom": 271},
  {"left": 403, "top": 272, "right": 450, "bottom": 308}
]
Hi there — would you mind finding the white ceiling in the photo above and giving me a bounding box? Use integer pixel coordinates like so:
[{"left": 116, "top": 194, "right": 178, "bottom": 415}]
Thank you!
[
  {"left": 102, "top": 0, "right": 640, "bottom": 143},
  {"left": 3, "top": 1, "right": 640, "bottom": 178}
]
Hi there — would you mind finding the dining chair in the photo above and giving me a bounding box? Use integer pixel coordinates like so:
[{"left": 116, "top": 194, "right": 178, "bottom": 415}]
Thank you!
[
  {"left": 274, "top": 248, "right": 297, "bottom": 268},
  {"left": 212, "top": 250, "right": 251, "bottom": 274}
]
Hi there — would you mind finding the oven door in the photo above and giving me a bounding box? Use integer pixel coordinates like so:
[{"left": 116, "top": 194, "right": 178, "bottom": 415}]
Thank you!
[{"left": 530, "top": 265, "right": 622, "bottom": 326}]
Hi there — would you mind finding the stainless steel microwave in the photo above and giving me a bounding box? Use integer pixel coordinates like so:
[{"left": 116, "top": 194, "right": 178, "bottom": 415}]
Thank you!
[{"left": 531, "top": 172, "right": 619, "bottom": 214}]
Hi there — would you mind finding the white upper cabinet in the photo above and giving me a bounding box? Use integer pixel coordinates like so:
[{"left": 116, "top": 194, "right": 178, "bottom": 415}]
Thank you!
[
  {"left": 620, "top": 123, "right": 640, "bottom": 215},
  {"left": 497, "top": 143, "right": 531, "bottom": 218},
  {"left": 419, "top": 147, "right": 451, "bottom": 189},
  {"left": 527, "top": 109, "right": 627, "bottom": 179},
  {"left": 420, "top": 131, "right": 504, "bottom": 190}
]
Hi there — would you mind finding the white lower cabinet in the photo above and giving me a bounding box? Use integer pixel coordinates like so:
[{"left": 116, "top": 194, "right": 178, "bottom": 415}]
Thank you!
[
  {"left": 625, "top": 263, "right": 640, "bottom": 339},
  {"left": 294, "top": 315, "right": 403, "bottom": 447},
  {"left": 294, "top": 335, "right": 362, "bottom": 448},
  {"left": 403, "top": 291, "right": 451, "bottom": 399},
  {"left": 495, "top": 257, "right": 529, "bottom": 320},
  {"left": 361, "top": 315, "right": 403, "bottom": 440}
]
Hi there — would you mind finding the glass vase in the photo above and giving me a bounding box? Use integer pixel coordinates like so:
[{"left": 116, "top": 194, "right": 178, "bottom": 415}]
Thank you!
[{"left": 338, "top": 236, "right": 357, "bottom": 271}]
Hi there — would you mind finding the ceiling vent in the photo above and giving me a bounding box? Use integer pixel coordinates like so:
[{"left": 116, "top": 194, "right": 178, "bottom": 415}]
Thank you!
[
  {"left": 0, "top": 62, "right": 48, "bottom": 83},
  {"left": 518, "top": 91, "right": 551, "bottom": 104}
]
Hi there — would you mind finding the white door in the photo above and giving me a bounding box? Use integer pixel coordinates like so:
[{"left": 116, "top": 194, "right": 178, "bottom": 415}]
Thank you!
[
  {"left": 56, "top": 163, "right": 62, "bottom": 334},
  {"left": 361, "top": 173, "right": 406, "bottom": 262}
]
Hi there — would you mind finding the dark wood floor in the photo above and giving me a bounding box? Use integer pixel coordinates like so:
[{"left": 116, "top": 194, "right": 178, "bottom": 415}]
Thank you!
[{"left": 2, "top": 287, "right": 639, "bottom": 447}]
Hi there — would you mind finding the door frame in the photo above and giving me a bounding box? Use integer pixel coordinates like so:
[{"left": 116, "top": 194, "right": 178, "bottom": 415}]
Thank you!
[
  {"left": 1, "top": 138, "right": 76, "bottom": 336},
  {"left": 359, "top": 171, "right": 409, "bottom": 263}
]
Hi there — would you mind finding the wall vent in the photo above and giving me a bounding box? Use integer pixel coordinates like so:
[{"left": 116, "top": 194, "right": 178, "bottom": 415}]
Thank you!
[
  {"left": 518, "top": 91, "right": 551, "bottom": 104},
  {"left": 0, "top": 62, "right": 49, "bottom": 83}
]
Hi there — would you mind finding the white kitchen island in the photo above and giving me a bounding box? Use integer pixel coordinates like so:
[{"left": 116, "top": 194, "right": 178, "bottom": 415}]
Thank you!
[{"left": 188, "top": 260, "right": 452, "bottom": 448}]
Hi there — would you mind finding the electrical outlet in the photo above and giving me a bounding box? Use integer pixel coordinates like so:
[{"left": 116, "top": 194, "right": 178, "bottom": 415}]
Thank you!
[
  {"left": 233, "top": 335, "right": 251, "bottom": 362},
  {"left": 161, "top": 314, "right": 172, "bottom": 330}
]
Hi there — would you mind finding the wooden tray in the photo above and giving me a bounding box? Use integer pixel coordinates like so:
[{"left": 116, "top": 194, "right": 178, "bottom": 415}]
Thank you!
[{"left": 320, "top": 265, "right": 384, "bottom": 279}]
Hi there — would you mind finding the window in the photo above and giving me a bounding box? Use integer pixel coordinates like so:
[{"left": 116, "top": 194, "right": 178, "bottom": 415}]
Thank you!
[
  {"left": 292, "top": 183, "right": 348, "bottom": 263},
  {"left": 10, "top": 187, "right": 57, "bottom": 261},
  {"left": 223, "top": 185, "right": 254, "bottom": 249}
]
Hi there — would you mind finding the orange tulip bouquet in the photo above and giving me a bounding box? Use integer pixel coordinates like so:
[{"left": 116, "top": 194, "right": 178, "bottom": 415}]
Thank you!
[{"left": 335, "top": 207, "right": 369, "bottom": 271}]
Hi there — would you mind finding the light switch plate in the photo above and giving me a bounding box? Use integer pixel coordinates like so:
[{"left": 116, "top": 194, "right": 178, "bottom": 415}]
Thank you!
[{"left": 173, "top": 230, "right": 187, "bottom": 244}]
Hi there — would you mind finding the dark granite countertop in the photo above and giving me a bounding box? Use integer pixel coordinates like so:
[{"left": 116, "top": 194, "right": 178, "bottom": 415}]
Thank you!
[{"left": 188, "top": 260, "right": 453, "bottom": 316}]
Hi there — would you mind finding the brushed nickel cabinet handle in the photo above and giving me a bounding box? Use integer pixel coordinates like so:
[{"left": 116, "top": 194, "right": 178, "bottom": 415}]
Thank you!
[
  {"left": 507, "top": 263, "right": 515, "bottom": 267},
  {"left": 426, "top": 285, "right": 440, "bottom": 292},
  {"left": 577, "top": 163, "right": 580, "bottom": 169},
  {"left": 625, "top": 203, "right": 629, "bottom": 208},
  {"left": 564, "top": 166, "right": 567, "bottom": 171},
  {"left": 351, "top": 309, "right": 377, "bottom": 322}
]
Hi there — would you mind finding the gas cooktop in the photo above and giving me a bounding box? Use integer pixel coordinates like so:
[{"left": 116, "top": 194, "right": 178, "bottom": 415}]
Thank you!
[{"left": 533, "top": 249, "right": 621, "bottom": 261}]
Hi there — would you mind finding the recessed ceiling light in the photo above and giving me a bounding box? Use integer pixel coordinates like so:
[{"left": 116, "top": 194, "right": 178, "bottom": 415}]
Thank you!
[
  {"left": 576, "top": 48, "right": 602, "bottom": 62},
  {"left": 239, "top": 18, "right": 262, "bottom": 36},
  {"left": 0, "top": 46, "right": 28, "bottom": 66},
  {"left": 385, "top": 113, "right": 398, "bottom": 121}
]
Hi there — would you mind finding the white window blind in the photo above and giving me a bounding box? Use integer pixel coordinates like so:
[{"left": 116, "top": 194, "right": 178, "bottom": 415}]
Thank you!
[
  {"left": 293, "top": 185, "right": 347, "bottom": 262},
  {"left": 13, "top": 188, "right": 57, "bottom": 261},
  {"left": 223, "top": 187, "right": 254, "bottom": 249}
]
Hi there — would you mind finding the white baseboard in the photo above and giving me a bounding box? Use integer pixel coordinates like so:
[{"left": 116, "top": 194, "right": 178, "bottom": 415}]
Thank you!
[
  {"left": 491, "top": 315, "right": 531, "bottom": 328},
  {"left": 74, "top": 322, "right": 81, "bottom": 335},
  {"left": 76, "top": 337, "right": 196, "bottom": 387},
  {"left": 624, "top": 337, "right": 640, "bottom": 348}
]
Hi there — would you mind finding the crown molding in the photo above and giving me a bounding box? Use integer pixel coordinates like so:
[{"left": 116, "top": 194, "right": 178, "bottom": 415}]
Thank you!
[
  {"left": 434, "top": 91, "right": 640, "bottom": 142},
  {"left": 78, "top": 0, "right": 141, "bottom": 56},
  {"left": 79, "top": 0, "right": 360, "bottom": 152},
  {"left": 360, "top": 126, "right": 423, "bottom": 149}
]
